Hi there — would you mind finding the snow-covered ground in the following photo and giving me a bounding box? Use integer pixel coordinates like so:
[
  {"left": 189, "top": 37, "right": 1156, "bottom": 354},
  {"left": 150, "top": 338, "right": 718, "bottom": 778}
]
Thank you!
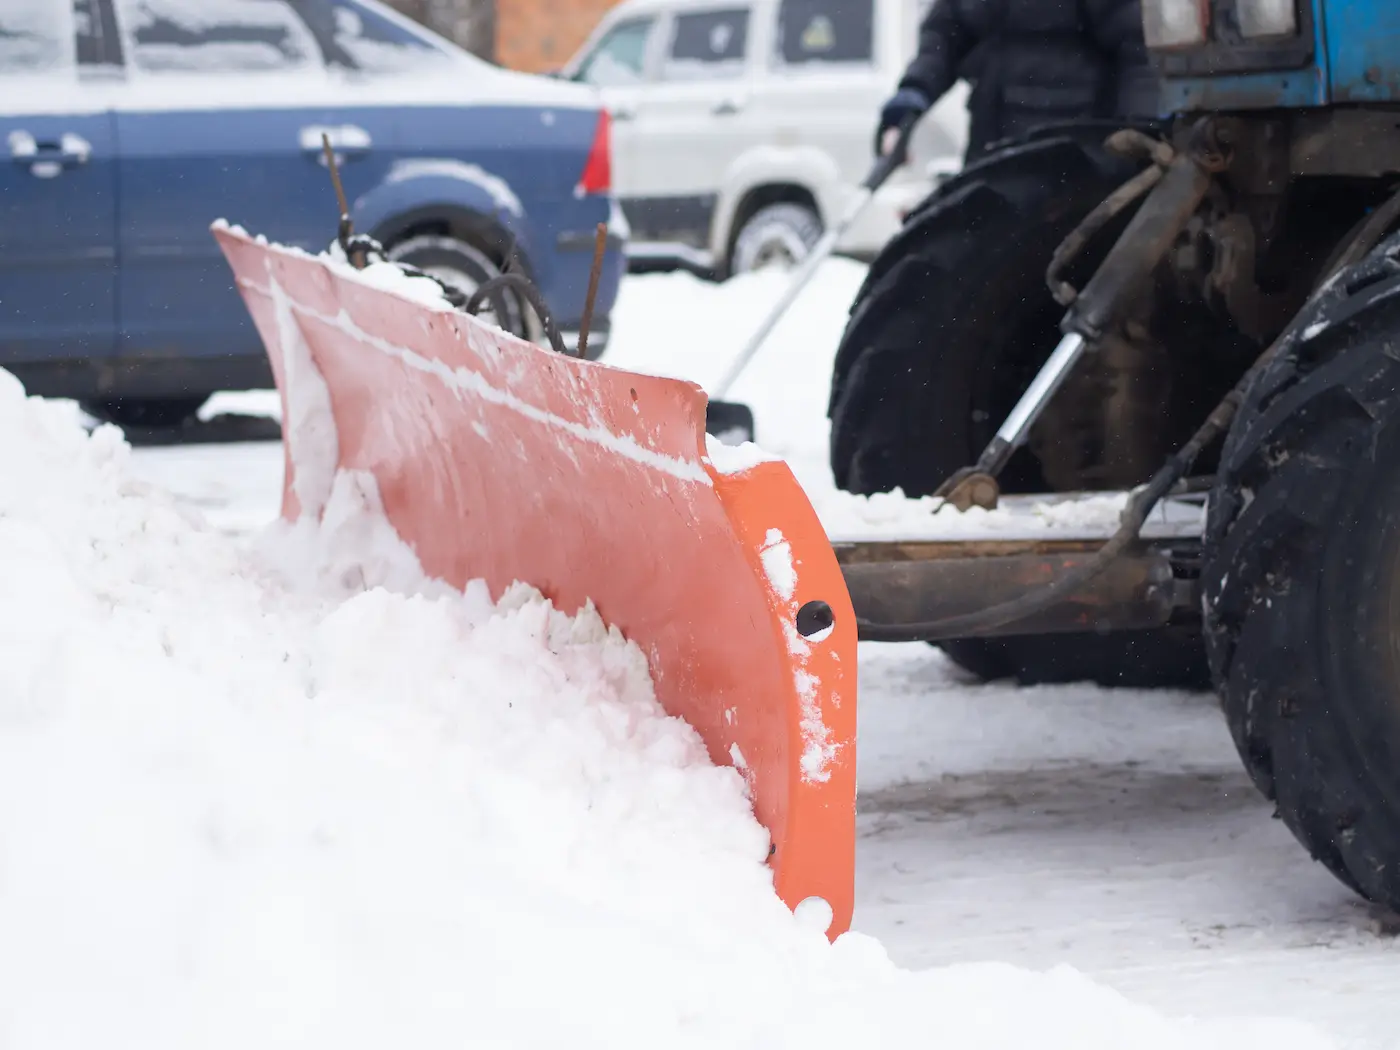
[{"left": 15, "top": 260, "right": 1398, "bottom": 1047}]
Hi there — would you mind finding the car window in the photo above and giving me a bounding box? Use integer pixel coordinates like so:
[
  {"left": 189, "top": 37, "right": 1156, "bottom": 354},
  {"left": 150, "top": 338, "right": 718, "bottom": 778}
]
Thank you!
[
  {"left": 0, "top": 2, "right": 76, "bottom": 75},
  {"left": 660, "top": 8, "right": 748, "bottom": 81},
  {"left": 318, "top": 0, "right": 457, "bottom": 73},
  {"left": 774, "top": 0, "right": 874, "bottom": 67},
  {"left": 113, "top": 0, "right": 323, "bottom": 74},
  {"left": 573, "top": 17, "right": 653, "bottom": 86},
  {"left": 74, "top": 0, "right": 124, "bottom": 68}
]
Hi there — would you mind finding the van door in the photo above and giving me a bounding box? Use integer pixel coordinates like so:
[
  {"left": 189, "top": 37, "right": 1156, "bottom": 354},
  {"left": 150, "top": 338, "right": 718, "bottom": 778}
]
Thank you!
[
  {"left": 748, "top": 0, "right": 887, "bottom": 194},
  {"left": 624, "top": 3, "right": 761, "bottom": 261}
]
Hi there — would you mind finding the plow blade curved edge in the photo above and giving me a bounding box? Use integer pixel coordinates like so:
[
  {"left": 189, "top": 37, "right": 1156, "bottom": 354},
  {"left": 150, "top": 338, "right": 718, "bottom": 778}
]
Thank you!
[{"left": 213, "top": 225, "right": 858, "bottom": 939}]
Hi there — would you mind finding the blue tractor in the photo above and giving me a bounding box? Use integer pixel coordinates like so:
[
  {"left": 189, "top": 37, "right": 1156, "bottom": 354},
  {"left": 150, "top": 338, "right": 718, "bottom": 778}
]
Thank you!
[{"left": 827, "top": 1, "right": 1400, "bottom": 910}]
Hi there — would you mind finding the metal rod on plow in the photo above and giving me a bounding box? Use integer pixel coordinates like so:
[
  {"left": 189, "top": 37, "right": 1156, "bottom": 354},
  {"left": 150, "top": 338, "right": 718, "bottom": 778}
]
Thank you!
[
  {"left": 321, "top": 133, "right": 366, "bottom": 269},
  {"left": 576, "top": 222, "right": 608, "bottom": 360}
]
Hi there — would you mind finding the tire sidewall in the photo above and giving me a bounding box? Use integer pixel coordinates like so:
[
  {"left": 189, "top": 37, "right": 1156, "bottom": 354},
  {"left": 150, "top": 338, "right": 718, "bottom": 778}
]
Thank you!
[
  {"left": 386, "top": 235, "right": 525, "bottom": 337},
  {"left": 730, "top": 203, "right": 822, "bottom": 276}
]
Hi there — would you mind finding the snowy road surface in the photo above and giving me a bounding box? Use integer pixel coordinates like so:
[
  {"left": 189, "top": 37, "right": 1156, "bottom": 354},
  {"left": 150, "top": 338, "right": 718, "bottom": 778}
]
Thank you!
[{"left": 109, "top": 262, "right": 1400, "bottom": 1047}]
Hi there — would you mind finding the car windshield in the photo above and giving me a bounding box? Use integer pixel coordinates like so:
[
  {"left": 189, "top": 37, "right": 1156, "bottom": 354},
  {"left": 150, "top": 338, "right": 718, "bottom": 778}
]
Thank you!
[
  {"left": 114, "top": 0, "right": 322, "bottom": 74},
  {"left": 575, "top": 18, "right": 652, "bottom": 86},
  {"left": 0, "top": 3, "right": 75, "bottom": 75}
]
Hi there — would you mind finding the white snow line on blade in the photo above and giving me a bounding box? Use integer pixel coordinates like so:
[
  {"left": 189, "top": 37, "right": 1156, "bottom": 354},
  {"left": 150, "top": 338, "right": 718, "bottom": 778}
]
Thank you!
[
  {"left": 759, "top": 528, "right": 797, "bottom": 602},
  {"left": 758, "top": 527, "right": 837, "bottom": 784},
  {"left": 269, "top": 278, "right": 341, "bottom": 520},
  {"left": 241, "top": 276, "right": 713, "bottom": 486}
]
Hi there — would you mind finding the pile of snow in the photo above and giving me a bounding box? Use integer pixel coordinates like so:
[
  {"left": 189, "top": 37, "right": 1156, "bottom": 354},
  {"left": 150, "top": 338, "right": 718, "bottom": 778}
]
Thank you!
[{"left": 0, "top": 367, "right": 1339, "bottom": 1048}]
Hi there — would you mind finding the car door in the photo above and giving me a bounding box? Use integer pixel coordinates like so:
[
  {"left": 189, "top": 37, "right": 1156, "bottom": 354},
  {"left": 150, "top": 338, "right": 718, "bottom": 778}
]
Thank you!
[
  {"left": 566, "top": 12, "right": 662, "bottom": 212},
  {"left": 625, "top": 3, "right": 760, "bottom": 253},
  {"left": 0, "top": 1, "right": 118, "bottom": 377},
  {"left": 109, "top": 0, "right": 350, "bottom": 361}
]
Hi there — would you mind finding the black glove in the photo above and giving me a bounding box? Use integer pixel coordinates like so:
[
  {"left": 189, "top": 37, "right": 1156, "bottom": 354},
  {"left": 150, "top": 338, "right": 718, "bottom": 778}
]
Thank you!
[{"left": 875, "top": 87, "right": 930, "bottom": 157}]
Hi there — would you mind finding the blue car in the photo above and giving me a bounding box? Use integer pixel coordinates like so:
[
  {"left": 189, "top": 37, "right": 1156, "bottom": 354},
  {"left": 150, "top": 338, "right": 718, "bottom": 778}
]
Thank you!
[{"left": 0, "top": 0, "right": 627, "bottom": 428}]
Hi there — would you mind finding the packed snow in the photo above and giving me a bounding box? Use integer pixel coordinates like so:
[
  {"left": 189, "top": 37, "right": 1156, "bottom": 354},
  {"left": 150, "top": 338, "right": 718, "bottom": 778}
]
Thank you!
[
  {"left": 1, "top": 366, "right": 1341, "bottom": 1048},
  {"left": 29, "top": 253, "right": 1399, "bottom": 1049}
]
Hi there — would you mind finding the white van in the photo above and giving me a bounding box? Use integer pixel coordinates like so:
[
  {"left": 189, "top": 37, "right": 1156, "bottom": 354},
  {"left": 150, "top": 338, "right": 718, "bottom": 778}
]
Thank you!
[{"left": 559, "top": 0, "right": 970, "bottom": 277}]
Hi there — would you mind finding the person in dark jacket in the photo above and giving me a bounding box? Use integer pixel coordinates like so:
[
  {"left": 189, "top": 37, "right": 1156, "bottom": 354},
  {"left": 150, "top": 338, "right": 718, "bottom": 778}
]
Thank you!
[{"left": 876, "top": 0, "right": 1160, "bottom": 161}]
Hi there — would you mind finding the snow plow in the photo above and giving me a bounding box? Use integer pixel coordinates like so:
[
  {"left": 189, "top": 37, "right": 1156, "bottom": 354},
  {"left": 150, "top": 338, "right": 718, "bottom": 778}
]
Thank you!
[
  {"left": 213, "top": 0, "right": 1400, "bottom": 933},
  {"left": 214, "top": 217, "right": 1207, "bottom": 942}
]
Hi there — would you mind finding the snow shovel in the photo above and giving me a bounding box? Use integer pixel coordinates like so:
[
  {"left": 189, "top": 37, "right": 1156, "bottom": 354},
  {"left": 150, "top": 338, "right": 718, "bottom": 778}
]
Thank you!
[{"left": 705, "top": 113, "right": 925, "bottom": 447}]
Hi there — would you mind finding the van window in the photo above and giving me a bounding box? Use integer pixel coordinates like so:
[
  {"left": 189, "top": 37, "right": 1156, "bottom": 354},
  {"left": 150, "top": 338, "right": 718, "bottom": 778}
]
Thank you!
[
  {"left": 661, "top": 7, "right": 748, "bottom": 81},
  {"left": 574, "top": 16, "right": 654, "bottom": 86},
  {"left": 775, "top": 0, "right": 874, "bottom": 66}
]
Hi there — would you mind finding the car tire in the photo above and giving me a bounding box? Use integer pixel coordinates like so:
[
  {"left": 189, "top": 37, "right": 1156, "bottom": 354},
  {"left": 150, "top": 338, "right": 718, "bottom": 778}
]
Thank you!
[
  {"left": 80, "top": 396, "right": 208, "bottom": 429},
  {"left": 385, "top": 234, "right": 527, "bottom": 338},
  {"left": 729, "top": 202, "right": 823, "bottom": 276}
]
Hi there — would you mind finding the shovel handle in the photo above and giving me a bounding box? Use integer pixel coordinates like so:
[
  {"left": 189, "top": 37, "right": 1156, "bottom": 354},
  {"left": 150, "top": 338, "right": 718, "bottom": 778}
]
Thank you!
[
  {"left": 710, "top": 112, "right": 922, "bottom": 402},
  {"left": 863, "top": 111, "right": 921, "bottom": 192}
]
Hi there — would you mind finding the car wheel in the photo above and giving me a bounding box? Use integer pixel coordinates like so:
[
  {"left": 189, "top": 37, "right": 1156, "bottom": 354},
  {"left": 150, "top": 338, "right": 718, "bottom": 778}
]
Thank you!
[
  {"left": 729, "top": 202, "right": 823, "bottom": 276},
  {"left": 385, "top": 234, "right": 527, "bottom": 338},
  {"left": 80, "top": 396, "right": 208, "bottom": 429}
]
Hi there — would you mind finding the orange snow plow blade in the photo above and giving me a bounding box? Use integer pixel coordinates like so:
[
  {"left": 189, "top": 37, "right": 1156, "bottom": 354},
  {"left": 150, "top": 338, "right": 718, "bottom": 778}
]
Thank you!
[{"left": 214, "top": 225, "right": 858, "bottom": 938}]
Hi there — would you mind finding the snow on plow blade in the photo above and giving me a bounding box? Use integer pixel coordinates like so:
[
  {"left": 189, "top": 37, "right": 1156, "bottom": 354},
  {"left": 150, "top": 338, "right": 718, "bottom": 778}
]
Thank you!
[{"left": 213, "top": 225, "right": 858, "bottom": 938}]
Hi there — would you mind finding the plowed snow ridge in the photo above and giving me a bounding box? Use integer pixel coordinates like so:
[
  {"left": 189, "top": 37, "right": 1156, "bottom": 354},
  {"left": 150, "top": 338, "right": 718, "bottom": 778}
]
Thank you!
[{"left": 0, "top": 368, "right": 1335, "bottom": 1048}]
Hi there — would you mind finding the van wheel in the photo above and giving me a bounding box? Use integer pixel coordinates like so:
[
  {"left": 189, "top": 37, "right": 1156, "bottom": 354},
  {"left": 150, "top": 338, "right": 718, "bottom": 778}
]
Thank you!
[
  {"left": 81, "top": 396, "right": 208, "bottom": 429},
  {"left": 730, "top": 203, "right": 822, "bottom": 275},
  {"left": 386, "top": 234, "right": 526, "bottom": 337}
]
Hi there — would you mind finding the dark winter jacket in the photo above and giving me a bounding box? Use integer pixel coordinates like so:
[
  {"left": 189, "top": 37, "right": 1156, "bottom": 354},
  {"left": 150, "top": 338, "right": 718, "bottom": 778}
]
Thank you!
[{"left": 899, "top": 0, "right": 1160, "bottom": 157}]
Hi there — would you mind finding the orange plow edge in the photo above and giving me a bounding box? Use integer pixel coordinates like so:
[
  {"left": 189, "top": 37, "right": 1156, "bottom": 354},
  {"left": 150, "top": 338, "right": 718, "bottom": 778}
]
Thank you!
[{"left": 214, "top": 224, "right": 858, "bottom": 939}]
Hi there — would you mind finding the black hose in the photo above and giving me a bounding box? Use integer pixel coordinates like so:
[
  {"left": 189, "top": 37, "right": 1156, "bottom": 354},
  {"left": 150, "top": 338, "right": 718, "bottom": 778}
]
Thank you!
[{"left": 466, "top": 272, "right": 571, "bottom": 358}]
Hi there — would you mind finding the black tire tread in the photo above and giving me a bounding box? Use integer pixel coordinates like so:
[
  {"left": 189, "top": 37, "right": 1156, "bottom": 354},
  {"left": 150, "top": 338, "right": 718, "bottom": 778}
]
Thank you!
[{"left": 1203, "top": 231, "right": 1400, "bottom": 905}]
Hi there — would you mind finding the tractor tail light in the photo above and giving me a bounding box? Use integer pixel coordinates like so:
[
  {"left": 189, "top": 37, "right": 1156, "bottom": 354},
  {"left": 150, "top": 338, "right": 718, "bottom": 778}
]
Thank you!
[{"left": 1142, "top": 0, "right": 1210, "bottom": 48}]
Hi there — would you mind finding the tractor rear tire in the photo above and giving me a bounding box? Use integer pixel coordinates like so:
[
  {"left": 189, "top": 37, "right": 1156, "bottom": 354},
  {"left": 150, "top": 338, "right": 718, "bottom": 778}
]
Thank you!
[
  {"left": 1203, "top": 232, "right": 1400, "bottom": 909},
  {"left": 828, "top": 124, "right": 1213, "bottom": 691}
]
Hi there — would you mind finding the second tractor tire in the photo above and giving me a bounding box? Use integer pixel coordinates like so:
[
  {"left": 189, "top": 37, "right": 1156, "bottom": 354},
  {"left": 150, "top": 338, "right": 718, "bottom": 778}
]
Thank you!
[{"left": 1203, "top": 231, "right": 1400, "bottom": 910}]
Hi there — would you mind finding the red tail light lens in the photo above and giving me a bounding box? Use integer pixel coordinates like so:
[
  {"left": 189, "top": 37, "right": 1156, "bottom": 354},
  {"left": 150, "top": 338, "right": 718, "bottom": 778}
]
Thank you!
[{"left": 577, "top": 109, "right": 612, "bottom": 196}]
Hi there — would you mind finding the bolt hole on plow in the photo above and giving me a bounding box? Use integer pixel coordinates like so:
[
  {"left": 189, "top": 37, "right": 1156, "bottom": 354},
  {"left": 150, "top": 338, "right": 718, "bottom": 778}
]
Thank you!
[{"left": 796, "top": 600, "right": 835, "bottom": 640}]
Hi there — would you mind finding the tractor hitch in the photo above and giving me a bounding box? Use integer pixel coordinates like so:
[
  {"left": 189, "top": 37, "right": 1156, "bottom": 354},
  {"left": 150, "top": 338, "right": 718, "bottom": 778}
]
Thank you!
[{"left": 838, "top": 534, "right": 1198, "bottom": 643}]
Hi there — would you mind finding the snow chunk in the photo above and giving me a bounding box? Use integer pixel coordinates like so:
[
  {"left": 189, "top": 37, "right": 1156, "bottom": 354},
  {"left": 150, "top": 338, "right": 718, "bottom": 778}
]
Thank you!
[
  {"left": 814, "top": 487, "right": 1207, "bottom": 542},
  {"left": 704, "top": 432, "right": 781, "bottom": 475},
  {"left": 385, "top": 158, "right": 524, "bottom": 217},
  {"left": 345, "top": 258, "right": 457, "bottom": 310}
]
